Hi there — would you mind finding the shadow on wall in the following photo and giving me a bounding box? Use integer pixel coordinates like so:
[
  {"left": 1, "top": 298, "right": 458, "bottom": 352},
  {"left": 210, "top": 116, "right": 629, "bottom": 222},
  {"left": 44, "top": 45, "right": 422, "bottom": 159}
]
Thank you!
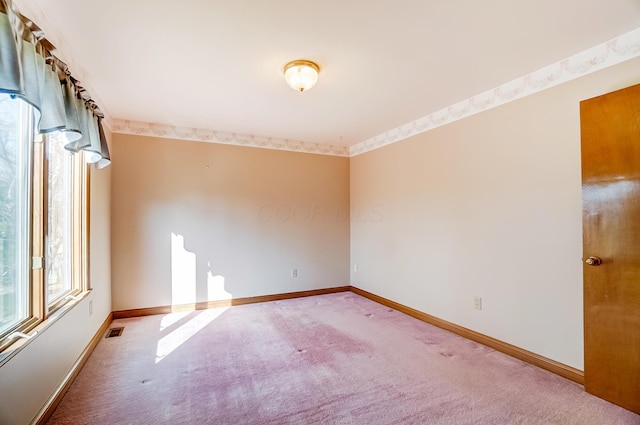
[{"left": 170, "top": 232, "right": 232, "bottom": 308}]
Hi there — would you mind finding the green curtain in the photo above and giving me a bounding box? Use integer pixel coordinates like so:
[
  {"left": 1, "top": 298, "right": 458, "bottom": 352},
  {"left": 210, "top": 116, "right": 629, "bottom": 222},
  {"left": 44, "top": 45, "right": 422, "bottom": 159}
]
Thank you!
[{"left": 0, "top": 0, "right": 110, "bottom": 168}]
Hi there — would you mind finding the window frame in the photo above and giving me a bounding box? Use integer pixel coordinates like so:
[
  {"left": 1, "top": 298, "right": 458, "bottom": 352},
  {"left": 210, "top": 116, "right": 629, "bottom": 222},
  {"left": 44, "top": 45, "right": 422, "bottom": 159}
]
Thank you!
[
  {"left": 0, "top": 100, "right": 40, "bottom": 351},
  {"left": 0, "top": 101, "right": 91, "bottom": 357},
  {"left": 44, "top": 133, "right": 88, "bottom": 313}
]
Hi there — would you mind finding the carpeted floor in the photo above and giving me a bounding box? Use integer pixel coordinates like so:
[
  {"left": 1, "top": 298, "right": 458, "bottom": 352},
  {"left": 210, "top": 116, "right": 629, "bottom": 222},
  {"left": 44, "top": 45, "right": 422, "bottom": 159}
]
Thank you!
[{"left": 47, "top": 292, "right": 640, "bottom": 424}]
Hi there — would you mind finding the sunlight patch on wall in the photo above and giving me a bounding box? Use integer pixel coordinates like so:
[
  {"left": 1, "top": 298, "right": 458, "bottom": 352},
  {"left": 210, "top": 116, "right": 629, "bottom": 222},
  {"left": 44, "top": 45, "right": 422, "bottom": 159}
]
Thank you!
[
  {"left": 171, "top": 233, "right": 196, "bottom": 306},
  {"left": 207, "top": 261, "right": 231, "bottom": 301}
]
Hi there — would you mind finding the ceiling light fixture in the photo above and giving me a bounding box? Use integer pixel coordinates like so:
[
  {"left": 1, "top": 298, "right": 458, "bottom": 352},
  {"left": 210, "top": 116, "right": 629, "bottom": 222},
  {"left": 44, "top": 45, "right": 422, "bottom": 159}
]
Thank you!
[{"left": 284, "top": 60, "right": 320, "bottom": 92}]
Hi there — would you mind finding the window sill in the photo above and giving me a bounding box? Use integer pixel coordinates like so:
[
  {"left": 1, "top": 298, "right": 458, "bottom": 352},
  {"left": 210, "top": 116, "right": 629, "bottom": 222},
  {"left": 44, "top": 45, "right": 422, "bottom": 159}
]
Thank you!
[{"left": 0, "top": 289, "right": 92, "bottom": 368}]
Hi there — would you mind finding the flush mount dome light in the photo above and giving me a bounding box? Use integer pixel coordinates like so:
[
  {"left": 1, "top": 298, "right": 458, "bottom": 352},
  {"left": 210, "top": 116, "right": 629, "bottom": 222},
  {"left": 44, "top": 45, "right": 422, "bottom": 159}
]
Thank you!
[{"left": 284, "top": 60, "right": 320, "bottom": 92}]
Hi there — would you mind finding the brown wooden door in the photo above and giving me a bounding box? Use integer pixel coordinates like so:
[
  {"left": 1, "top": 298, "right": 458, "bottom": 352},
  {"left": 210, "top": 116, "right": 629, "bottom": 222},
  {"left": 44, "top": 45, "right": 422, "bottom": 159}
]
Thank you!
[{"left": 581, "top": 83, "right": 640, "bottom": 414}]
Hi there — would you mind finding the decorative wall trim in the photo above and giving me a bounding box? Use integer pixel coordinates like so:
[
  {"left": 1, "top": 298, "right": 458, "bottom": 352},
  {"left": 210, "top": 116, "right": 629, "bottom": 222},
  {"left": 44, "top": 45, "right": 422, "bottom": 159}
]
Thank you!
[
  {"left": 349, "top": 27, "right": 640, "bottom": 156},
  {"left": 107, "top": 28, "right": 640, "bottom": 158},
  {"left": 112, "top": 286, "right": 351, "bottom": 319},
  {"left": 350, "top": 286, "right": 585, "bottom": 384},
  {"left": 109, "top": 119, "right": 350, "bottom": 157},
  {"left": 33, "top": 313, "right": 113, "bottom": 425}
]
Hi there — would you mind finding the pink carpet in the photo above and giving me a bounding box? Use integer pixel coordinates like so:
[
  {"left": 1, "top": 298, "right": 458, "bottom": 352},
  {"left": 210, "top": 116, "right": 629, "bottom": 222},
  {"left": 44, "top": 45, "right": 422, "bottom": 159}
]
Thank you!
[{"left": 47, "top": 292, "right": 640, "bottom": 424}]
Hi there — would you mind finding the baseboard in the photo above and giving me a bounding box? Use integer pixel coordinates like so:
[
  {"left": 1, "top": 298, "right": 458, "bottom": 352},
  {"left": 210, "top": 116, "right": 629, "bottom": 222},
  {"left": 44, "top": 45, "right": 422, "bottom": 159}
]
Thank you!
[
  {"left": 33, "top": 313, "right": 113, "bottom": 425},
  {"left": 350, "top": 286, "right": 584, "bottom": 385},
  {"left": 111, "top": 285, "right": 582, "bottom": 384},
  {"left": 112, "top": 286, "right": 351, "bottom": 319}
]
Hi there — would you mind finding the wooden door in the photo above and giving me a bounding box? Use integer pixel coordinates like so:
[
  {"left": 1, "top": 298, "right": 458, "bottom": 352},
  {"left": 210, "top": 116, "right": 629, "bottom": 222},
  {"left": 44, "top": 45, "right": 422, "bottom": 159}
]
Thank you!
[{"left": 581, "top": 83, "right": 640, "bottom": 414}]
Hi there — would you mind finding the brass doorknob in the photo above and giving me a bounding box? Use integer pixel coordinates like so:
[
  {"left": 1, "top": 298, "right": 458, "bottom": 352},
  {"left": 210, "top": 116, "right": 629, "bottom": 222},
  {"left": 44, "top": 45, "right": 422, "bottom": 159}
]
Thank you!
[{"left": 585, "top": 256, "right": 602, "bottom": 266}]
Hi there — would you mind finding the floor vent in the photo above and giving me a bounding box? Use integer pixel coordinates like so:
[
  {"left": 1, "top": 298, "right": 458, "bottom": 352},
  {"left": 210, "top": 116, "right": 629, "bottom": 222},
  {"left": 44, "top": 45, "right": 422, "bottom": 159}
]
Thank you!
[{"left": 106, "top": 327, "right": 124, "bottom": 338}]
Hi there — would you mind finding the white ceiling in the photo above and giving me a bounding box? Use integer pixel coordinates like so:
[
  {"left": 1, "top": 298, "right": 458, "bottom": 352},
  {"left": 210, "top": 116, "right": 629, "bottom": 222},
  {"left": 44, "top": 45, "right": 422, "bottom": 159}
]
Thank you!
[{"left": 12, "top": 0, "right": 640, "bottom": 149}]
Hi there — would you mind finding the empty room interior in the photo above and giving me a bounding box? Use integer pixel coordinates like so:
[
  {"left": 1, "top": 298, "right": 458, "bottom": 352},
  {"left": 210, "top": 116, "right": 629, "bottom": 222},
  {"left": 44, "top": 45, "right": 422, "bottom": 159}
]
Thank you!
[{"left": 1, "top": 0, "right": 640, "bottom": 424}]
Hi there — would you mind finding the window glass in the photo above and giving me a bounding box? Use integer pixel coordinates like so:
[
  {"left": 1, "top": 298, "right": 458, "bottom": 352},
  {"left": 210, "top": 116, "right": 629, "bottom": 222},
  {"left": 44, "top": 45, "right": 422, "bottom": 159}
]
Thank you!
[
  {"left": 46, "top": 133, "right": 72, "bottom": 303},
  {"left": 0, "top": 96, "right": 32, "bottom": 336}
]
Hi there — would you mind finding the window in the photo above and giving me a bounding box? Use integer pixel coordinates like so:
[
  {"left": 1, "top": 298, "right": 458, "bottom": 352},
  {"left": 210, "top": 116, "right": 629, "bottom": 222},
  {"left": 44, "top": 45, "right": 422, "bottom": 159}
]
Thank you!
[
  {"left": 0, "top": 96, "right": 89, "bottom": 353},
  {"left": 46, "top": 133, "right": 73, "bottom": 303},
  {"left": 46, "top": 132, "right": 86, "bottom": 309},
  {"left": 0, "top": 96, "right": 32, "bottom": 338}
]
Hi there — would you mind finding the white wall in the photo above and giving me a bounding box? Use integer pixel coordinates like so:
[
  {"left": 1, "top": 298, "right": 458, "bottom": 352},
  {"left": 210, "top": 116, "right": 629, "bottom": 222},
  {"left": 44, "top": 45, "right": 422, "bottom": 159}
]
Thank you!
[
  {"left": 350, "top": 57, "right": 640, "bottom": 370},
  {"left": 0, "top": 135, "right": 112, "bottom": 425},
  {"left": 110, "top": 134, "right": 350, "bottom": 311}
]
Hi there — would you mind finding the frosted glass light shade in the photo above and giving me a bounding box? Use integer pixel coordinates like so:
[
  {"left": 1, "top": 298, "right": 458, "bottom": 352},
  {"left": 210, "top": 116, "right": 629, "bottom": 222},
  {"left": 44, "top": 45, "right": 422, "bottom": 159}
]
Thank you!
[{"left": 284, "top": 60, "right": 319, "bottom": 92}]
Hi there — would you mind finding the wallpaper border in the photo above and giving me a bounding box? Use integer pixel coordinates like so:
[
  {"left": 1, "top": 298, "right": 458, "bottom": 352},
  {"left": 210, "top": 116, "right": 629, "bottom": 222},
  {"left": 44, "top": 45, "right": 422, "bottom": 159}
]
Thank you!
[
  {"left": 108, "top": 120, "right": 350, "bottom": 157},
  {"left": 349, "top": 27, "right": 640, "bottom": 156},
  {"left": 106, "top": 27, "right": 640, "bottom": 158}
]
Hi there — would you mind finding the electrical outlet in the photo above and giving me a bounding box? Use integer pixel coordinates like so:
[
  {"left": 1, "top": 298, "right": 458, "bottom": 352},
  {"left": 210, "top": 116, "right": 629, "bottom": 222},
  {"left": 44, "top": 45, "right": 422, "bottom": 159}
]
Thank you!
[
  {"left": 353, "top": 264, "right": 358, "bottom": 273},
  {"left": 89, "top": 300, "right": 93, "bottom": 316},
  {"left": 291, "top": 268, "right": 297, "bottom": 278},
  {"left": 474, "top": 296, "right": 482, "bottom": 311}
]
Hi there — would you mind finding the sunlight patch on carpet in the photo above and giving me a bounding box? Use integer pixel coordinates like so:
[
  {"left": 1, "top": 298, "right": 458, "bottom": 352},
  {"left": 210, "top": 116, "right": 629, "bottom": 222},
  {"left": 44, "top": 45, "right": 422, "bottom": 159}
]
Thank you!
[
  {"left": 155, "top": 307, "right": 228, "bottom": 363},
  {"left": 159, "top": 311, "right": 193, "bottom": 331}
]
